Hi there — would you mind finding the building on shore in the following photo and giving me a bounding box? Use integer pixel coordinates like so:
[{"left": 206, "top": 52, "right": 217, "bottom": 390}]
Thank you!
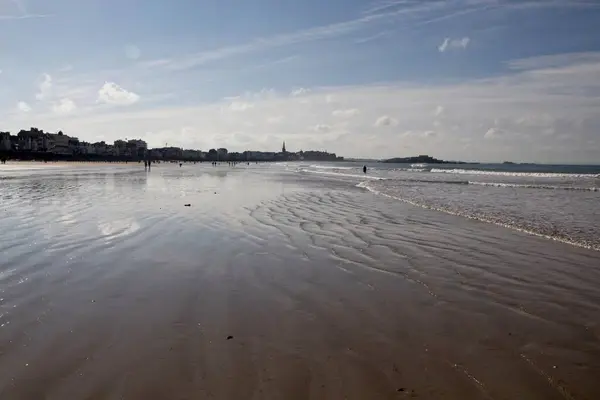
[
  {"left": 0, "top": 131, "right": 342, "bottom": 162},
  {"left": 1, "top": 132, "right": 11, "bottom": 151}
]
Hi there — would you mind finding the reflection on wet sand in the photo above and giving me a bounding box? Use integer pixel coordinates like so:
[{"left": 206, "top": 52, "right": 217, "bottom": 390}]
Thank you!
[{"left": 0, "top": 164, "right": 599, "bottom": 399}]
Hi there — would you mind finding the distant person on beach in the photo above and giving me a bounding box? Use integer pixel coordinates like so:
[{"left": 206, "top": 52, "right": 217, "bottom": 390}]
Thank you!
[{"left": 363, "top": 165, "right": 367, "bottom": 174}]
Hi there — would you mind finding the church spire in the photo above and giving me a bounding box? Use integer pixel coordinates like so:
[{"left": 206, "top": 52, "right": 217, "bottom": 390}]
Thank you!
[{"left": 282, "top": 141, "right": 286, "bottom": 153}]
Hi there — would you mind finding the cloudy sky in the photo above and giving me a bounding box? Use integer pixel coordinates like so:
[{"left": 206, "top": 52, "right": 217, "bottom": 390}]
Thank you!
[{"left": 1, "top": 0, "right": 600, "bottom": 162}]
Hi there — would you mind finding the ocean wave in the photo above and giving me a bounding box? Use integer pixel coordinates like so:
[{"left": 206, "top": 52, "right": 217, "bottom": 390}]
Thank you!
[
  {"left": 468, "top": 181, "right": 598, "bottom": 191},
  {"left": 430, "top": 168, "right": 597, "bottom": 178},
  {"left": 357, "top": 181, "right": 599, "bottom": 252},
  {"left": 309, "top": 164, "right": 355, "bottom": 170},
  {"left": 298, "top": 168, "right": 385, "bottom": 180}
]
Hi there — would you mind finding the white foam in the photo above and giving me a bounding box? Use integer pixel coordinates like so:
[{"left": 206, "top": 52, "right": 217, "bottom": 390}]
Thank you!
[
  {"left": 300, "top": 169, "right": 385, "bottom": 180},
  {"left": 430, "top": 168, "right": 596, "bottom": 179},
  {"left": 468, "top": 181, "right": 598, "bottom": 191},
  {"left": 309, "top": 164, "right": 354, "bottom": 170}
]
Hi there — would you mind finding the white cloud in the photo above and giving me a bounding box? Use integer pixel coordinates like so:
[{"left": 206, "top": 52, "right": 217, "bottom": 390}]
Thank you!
[
  {"left": 312, "top": 124, "right": 332, "bottom": 132},
  {"left": 484, "top": 127, "right": 503, "bottom": 139},
  {"left": 97, "top": 82, "right": 140, "bottom": 106},
  {"left": 35, "top": 73, "right": 52, "bottom": 100},
  {"left": 438, "top": 37, "right": 470, "bottom": 52},
  {"left": 291, "top": 87, "right": 310, "bottom": 97},
  {"left": 374, "top": 115, "right": 398, "bottom": 127},
  {"left": 401, "top": 130, "right": 438, "bottom": 138},
  {"left": 52, "top": 98, "right": 76, "bottom": 114},
  {"left": 229, "top": 101, "right": 254, "bottom": 111},
  {"left": 332, "top": 108, "right": 360, "bottom": 117},
  {"left": 17, "top": 101, "right": 31, "bottom": 112},
  {"left": 266, "top": 116, "right": 284, "bottom": 124},
  {"left": 4, "top": 51, "right": 600, "bottom": 163}
]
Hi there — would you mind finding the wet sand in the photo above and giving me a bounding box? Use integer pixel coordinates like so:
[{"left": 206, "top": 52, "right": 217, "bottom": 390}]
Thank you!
[{"left": 1, "top": 164, "right": 599, "bottom": 399}]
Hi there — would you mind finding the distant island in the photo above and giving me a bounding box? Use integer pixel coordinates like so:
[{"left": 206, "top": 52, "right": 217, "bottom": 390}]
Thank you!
[
  {"left": 381, "top": 155, "right": 476, "bottom": 164},
  {"left": 0, "top": 128, "right": 342, "bottom": 163}
]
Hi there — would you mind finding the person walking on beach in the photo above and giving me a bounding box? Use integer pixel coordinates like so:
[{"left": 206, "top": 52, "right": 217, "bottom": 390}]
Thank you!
[{"left": 363, "top": 165, "right": 367, "bottom": 174}]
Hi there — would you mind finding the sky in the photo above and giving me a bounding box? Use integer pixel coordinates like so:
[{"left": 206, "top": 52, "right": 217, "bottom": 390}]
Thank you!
[{"left": 1, "top": 0, "right": 600, "bottom": 163}]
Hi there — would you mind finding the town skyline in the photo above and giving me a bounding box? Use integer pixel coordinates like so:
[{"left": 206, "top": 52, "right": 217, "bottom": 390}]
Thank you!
[{"left": 0, "top": 127, "right": 342, "bottom": 162}]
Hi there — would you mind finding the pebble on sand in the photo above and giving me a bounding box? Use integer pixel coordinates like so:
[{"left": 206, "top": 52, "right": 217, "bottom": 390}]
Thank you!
[
  {"left": 226, "top": 336, "right": 233, "bottom": 340},
  {"left": 184, "top": 204, "right": 191, "bottom": 207}
]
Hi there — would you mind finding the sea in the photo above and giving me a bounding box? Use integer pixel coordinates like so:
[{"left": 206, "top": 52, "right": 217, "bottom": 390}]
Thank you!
[{"left": 288, "top": 161, "right": 600, "bottom": 251}]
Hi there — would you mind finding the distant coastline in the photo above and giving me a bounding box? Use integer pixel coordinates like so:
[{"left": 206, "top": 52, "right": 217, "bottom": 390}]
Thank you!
[{"left": 381, "top": 155, "right": 477, "bottom": 164}]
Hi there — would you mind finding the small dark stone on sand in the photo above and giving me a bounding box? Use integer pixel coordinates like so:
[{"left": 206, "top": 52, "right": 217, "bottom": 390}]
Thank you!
[
  {"left": 226, "top": 335, "right": 233, "bottom": 340},
  {"left": 184, "top": 204, "right": 191, "bottom": 207},
  {"left": 398, "top": 388, "right": 405, "bottom": 392}
]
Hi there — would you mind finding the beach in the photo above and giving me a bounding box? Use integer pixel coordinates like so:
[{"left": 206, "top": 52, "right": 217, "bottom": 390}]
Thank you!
[{"left": 1, "top": 162, "right": 599, "bottom": 399}]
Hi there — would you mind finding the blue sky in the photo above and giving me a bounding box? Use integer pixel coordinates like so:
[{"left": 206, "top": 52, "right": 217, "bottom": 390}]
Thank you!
[{"left": 1, "top": 0, "right": 600, "bottom": 162}]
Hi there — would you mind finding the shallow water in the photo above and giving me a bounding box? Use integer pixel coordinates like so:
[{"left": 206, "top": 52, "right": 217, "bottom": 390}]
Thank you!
[
  {"left": 1, "top": 162, "right": 599, "bottom": 399},
  {"left": 291, "top": 162, "right": 600, "bottom": 250}
]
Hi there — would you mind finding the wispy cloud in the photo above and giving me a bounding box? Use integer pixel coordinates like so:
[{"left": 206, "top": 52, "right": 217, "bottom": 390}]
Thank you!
[
  {"left": 0, "top": 13, "right": 50, "bottom": 20},
  {"left": 362, "top": 0, "right": 419, "bottom": 15},
  {"left": 506, "top": 52, "right": 600, "bottom": 70},
  {"left": 138, "top": 2, "right": 449, "bottom": 71},
  {"left": 374, "top": 115, "right": 399, "bottom": 127},
  {"left": 17, "top": 101, "right": 31, "bottom": 113},
  {"left": 416, "top": 4, "right": 494, "bottom": 26},
  {"left": 249, "top": 55, "right": 300, "bottom": 70},
  {"left": 332, "top": 109, "right": 360, "bottom": 117},
  {"left": 438, "top": 37, "right": 470, "bottom": 52},
  {"left": 1, "top": 0, "right": 51, "bottom": 20},
  {"left": 35, "top": 73, "right": 52, "bottom": 100},
  {"left": 52, "top": 98, "right": 77, "bottom": 114},
  {"left": 354, "top": 30, "right": 393, "bottom": 44},
  {"left": 132, "top": 0, "right": 594, "bottom": 72}
]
